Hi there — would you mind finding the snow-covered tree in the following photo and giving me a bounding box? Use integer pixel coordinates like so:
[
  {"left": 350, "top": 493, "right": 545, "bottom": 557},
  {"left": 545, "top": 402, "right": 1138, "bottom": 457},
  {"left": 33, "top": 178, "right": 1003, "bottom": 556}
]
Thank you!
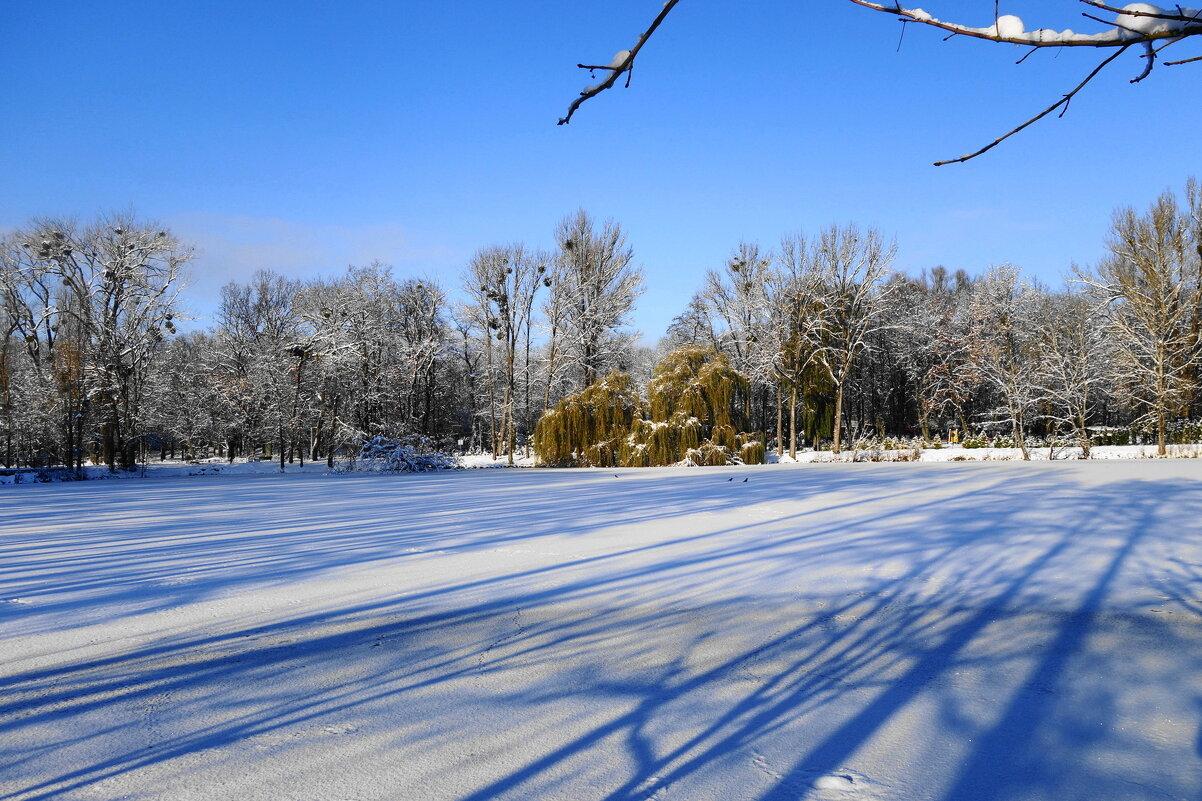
[
  {"left": 465, "top": 245, "right": 548, "bottom": 462},
  {"left": 1030, "top": 290, "right": 1114, "bottom": 457},
  {"left": 552, "top": 210, "right": 645, "bottom": 389},
  {"left": 1079, "top": 181, "right": 1202, "bottom": 455},
  {"left": 2, "top": 216, "right": 189, "bottom": 470},
  {"left": 966, "top": 266, "right": 1043, "bottom": 459},
  {"left": 889, "top": 267, "right": 975, "bottom": 440},
  {"left": 808, "top": 225, "right": 898, "bottom": 453}
]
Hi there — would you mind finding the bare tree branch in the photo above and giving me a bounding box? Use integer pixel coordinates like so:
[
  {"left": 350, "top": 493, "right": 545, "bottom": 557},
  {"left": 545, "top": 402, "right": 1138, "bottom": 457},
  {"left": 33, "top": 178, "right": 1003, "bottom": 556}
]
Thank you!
[
  {"left": 558, "top": 1, "right": 1202, "bottom": 164},
  {"left": 557, "top": 0, "right": 681, "bottom": 126},
  {"left": 934, "top": 44, "right": 1130, "bottom": 166},
  {"left": 850, "top": 1, "right": 1202, "bottom": 47}
]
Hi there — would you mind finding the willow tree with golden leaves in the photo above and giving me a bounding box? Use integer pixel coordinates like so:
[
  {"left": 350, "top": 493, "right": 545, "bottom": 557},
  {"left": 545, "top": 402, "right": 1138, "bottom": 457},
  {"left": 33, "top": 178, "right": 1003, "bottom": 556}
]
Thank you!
[
  {"left": 532, "top": 370, "right": 641, "bottom": 467},
  {"left": 623, "top": 345, "right": 766, "bottom": 467}
]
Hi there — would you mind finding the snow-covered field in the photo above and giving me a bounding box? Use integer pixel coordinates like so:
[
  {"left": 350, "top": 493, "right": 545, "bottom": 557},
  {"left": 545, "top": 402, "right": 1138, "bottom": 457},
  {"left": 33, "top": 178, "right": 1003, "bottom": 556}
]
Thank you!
[{"left": 3, "top": 461, "right": 1202, "bottom": 801}]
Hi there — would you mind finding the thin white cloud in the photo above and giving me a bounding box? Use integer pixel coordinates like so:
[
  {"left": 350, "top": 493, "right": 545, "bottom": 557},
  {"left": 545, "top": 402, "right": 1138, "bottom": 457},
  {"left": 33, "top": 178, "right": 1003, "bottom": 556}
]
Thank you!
[{"left": 165, "top": 212, "right": 460, "bottom": 324}]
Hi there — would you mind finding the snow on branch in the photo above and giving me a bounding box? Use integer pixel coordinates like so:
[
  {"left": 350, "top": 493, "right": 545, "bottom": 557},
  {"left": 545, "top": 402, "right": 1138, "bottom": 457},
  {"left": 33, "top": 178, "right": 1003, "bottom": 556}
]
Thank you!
[
  {"left": 557, "top": 0, "right": 680, "bottom": 126},
  {"left": 558, "top": 1, "right": 1202, "bottom": 165},
  {"left": 850, "top": 1, "right": 1202, "bottom": 47},
  {"left": 850, "top": 3, "right": 1202, "bottom": 162}
]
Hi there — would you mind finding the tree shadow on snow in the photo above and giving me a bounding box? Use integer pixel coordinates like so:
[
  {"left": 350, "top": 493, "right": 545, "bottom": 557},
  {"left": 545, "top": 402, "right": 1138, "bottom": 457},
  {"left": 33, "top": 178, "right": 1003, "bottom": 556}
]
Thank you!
[{"left": 1, "top": 464, "right": 1201, "bottom": 800}]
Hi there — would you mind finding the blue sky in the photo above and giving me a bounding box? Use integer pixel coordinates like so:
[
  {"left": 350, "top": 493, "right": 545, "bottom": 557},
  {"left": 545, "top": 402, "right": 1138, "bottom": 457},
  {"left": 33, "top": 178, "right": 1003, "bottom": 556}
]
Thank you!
[{"left": 4, "top": 1, "right": 1201, "bottom": 339}]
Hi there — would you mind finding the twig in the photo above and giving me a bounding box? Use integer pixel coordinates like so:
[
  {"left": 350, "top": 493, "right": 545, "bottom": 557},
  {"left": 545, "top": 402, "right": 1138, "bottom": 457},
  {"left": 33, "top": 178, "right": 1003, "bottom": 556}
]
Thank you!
[
  {"left": 1131, "top": 41, "right": 1156, "bottom": 83},
  {"left": 558, "top": 0, "right": 681, "bottom": 126},
  {"left": 1080, "top": 0, "right": 1202, "bottom": 23},
  {"left": 850, "top": 0, "right": 1202, "bottom": 46},
  {"left": 934, "top": 45, "right": 1130, "bottom": 165}
]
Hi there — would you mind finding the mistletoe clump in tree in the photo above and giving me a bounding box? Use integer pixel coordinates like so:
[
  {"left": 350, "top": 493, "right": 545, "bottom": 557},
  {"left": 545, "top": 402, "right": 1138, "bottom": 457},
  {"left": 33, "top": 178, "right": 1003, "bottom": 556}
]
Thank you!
[
  {"left": 532, "top": 370, "right": 641, "bottom": 467},
  {"left": 624, "top": 345, "right": 766, "bottom": 467}
]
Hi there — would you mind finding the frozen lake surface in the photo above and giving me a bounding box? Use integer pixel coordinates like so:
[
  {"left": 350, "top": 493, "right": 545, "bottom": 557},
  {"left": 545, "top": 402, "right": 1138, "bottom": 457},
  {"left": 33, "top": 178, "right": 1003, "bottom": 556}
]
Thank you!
[{"left": 3, "top": 461, "right": 1202, "bottom": 800}]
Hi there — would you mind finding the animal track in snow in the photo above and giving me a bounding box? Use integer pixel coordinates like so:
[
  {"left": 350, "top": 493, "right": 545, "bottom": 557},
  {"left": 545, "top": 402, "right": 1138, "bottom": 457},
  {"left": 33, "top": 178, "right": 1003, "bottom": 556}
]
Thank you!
[{"left": 751, "top": 750, "right": 871, "bottom": 796}]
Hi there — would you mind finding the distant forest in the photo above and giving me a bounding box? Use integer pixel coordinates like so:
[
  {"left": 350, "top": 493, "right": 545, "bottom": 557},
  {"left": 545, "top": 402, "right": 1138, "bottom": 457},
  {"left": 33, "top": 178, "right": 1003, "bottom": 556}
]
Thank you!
[{"left": 5, "top": 182, "right": 1202, "bottom": 471}]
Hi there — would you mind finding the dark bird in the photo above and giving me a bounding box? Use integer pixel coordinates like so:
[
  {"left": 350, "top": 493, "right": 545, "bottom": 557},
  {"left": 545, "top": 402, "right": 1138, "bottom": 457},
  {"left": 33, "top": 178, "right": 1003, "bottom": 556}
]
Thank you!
[
  {"left": 742, "top": 477, "right": 748, "bottom": 483},
  {"left": 614, "top": 474, "right": 619, "bottom": 478},
  {"left": 727, "top": 477, "right": 733, "bottom": 482}
]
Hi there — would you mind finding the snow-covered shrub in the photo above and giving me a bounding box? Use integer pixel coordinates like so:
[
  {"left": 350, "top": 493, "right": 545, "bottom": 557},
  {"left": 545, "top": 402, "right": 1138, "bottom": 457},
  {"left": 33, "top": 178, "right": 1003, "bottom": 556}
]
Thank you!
[
  {"left": 882, "top": 436, "right": 925, "bottom": 451},
  {"left": 857, "top": 446, "right": 920, "bottom": 462},
  {"left": 1166, "top": 420, "right": 1202, "bottom": 445},
  {"left": 680, "top": 441, "right": 734, "bottom": 467},
  {"left": 739, "top": 437, "right": 766, "bottom": 465},
  {"left": 1092, "top": 428, "right": 1130, "bottom": 447},
  {"left": 0, "top": 467, "right": 83, "bottom": 484},
  {"left": 353, "top": 436, "right": 458, "bottom": 473}
]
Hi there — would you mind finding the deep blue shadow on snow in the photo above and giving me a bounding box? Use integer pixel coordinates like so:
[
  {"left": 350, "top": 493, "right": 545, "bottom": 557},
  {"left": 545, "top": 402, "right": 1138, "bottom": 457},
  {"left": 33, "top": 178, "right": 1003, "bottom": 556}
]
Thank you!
[{"left": 1, "top": 462, "right": 1201, "bottom": 801}]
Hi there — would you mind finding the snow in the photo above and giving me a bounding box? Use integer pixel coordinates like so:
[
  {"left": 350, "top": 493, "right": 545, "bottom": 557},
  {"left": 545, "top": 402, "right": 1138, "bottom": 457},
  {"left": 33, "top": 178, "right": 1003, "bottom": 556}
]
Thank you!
[
  {"left": 457, "top": 452, "right": 538, "bottom": 469},
  {"left": 3, "top": 461, "right": 1202, "bottom": 800},
  {"left": 0, "top": 459, "right": 333, "bottom": 485},
  {"left": 880, "top": 1, "right": 1202, "bottom": 44},
  {"left": 772, "top": 442, "right": 1201, "bottom": 463},
  {"left": 992, "top": 14, "right": 1025, "bottom": 39},
  {"left": 607, "top": 49, "right": 631, "bottom": 70}
]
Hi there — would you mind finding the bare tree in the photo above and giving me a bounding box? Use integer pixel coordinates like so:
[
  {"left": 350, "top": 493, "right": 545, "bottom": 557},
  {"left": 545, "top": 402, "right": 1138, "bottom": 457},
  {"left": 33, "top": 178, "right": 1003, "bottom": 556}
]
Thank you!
[
  {"left": 553, "top": 210, "right": 645, "bottom": 389},
  {"left": 465, "top": 244, "right": 547, "bottom": 463},
  {"left": 4, "top": 217, "right": 190, "bottom": 470},
  {"left": 705, "top": 243, "right": 775, "bottom": 391},
  {"left": 967, "top": 266, "right": 1042, "bottom": 460},
  {"left": 1078, "top": 182, "right": 1202, "bottom": 455},
  {"left": 808, "top": 225, "right": 898, "bottom": 453},
  {"left": 769, "top": 233, "right": 829, "bottom": 458},
  {"left": 664, "top": 292, "right": 720, "bottom": 352},
  {"left": 216, "top": 270, "right": 303, "bottom": 470},
  {"left": 1031, "top": 290, "right": 1113, "bottom": 457}
]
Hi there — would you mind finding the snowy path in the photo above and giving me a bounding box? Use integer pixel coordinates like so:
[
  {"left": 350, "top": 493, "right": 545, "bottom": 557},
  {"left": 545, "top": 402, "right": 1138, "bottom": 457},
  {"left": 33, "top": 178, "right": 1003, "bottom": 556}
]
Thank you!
[{"left": 2, "top": 462, "right": 1202, "bottom": 801}]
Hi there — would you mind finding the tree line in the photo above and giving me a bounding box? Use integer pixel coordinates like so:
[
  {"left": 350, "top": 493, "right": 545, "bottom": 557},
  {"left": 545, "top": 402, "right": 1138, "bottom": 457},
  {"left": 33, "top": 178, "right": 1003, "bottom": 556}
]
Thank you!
[{"left": 3, "top": 183, "right": 1202, "bottom": 472}]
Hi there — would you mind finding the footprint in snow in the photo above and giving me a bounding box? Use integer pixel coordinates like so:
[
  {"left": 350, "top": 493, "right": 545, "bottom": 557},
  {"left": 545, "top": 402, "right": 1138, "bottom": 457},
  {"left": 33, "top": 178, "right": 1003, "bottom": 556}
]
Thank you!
[{"left": 813, "top": 774, "right": 857, "bottom": 791}]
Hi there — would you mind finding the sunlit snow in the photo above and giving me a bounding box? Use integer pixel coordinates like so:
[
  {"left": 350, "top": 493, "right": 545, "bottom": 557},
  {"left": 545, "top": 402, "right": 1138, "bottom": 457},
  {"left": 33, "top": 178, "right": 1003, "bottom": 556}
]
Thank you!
[{"left": 3, "top": 461, "right": 1201, "bottom": 800}]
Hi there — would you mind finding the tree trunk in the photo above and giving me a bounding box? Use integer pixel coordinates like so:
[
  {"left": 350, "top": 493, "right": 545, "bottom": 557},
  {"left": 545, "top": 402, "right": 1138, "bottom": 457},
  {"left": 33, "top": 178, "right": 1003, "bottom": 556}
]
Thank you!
[
  {"left": 775, "top": 382, "right": 784, "bottom": 456},
  {"left": 789, "top": 385, "right": 798, "bottom": 459},
  {"left": 1078, "top": 409, "right": 1092, "bottom": 459},
  {"left": 1014, "top": 412, "right": 1030, "bottom": 461},
  {"left": 327, "top": 394, "right": 340, "bottom": 469},
  {"left": 832, "top": 383, "right": 845, "bottom": 454}
]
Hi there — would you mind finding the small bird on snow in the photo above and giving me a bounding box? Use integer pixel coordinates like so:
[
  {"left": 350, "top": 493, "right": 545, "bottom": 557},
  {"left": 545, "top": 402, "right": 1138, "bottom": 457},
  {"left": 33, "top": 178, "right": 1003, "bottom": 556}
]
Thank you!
[{"left": 742, "top": 477, "right": 748, "bottom": 483}]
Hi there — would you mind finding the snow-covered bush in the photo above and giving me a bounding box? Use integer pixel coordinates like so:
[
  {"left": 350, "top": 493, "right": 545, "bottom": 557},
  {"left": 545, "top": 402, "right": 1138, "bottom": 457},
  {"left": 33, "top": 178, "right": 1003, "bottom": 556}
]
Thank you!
[
  {"left": 0, "top": 467, "right": 82, "bottom": 484},
  {"left": 352, "top": 436, "right": 459, "bottom": 473},
  {"left": 680, "top": 441, "right": 733, "bottom": 467},
  {"left": 811, "top": 447, "right": 920, "bottom": 463}
]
